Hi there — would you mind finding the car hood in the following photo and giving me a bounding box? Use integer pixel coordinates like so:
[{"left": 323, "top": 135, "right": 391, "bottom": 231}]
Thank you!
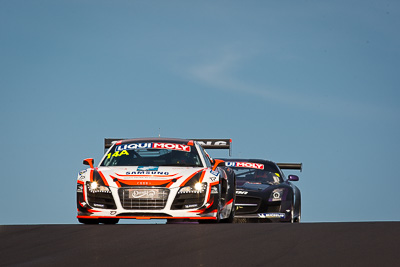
[
  {"left": 93, "top": 166, "right": 206, "bottom": 189},
  {"left": 237, "top": 181, "right": 273, "bottom": 192}
]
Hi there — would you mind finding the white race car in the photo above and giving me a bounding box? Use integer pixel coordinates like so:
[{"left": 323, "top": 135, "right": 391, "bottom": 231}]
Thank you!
[{"left": 76, "top": 138, "right": 236, "bottom": 224}]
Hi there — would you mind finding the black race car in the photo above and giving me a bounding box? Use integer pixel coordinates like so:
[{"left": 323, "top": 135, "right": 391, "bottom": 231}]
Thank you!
[{"left": 221, "top": 159, "right": 302, "bottom": 223}]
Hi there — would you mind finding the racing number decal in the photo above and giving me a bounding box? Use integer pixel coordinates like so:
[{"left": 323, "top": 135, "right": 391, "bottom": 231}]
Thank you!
[{"left": 107, "top": 150, "right": 129, "bottom": 158}]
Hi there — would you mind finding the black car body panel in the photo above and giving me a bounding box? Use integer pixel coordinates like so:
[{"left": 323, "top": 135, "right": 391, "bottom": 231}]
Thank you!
[{"left": 221, "top": 158, "right": 301, "bottom": 223}]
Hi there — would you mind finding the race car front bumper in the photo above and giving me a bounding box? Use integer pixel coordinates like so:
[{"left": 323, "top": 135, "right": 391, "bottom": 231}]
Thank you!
[{"left": 77, "top": 183, "right": 220, "bottom": 220}]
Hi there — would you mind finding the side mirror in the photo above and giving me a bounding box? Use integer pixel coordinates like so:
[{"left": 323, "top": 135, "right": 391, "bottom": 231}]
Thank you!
[
  {"left": 83, "top": 158, "right": 94, "bottom": 169},
  {"left": 212, "top": 159, "right": 225, "bottom": 171},
  {"left": 288, "top": 175, "right": 299, "bottom": 181}
]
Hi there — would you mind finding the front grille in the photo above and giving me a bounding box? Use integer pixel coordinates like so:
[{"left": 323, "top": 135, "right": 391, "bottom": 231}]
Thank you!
[
  {"left": 118, "top": 187, "right": 170, "bottom": 210},
  {"left": 235, "top": 196, "right": 261, "bottom": 214}
]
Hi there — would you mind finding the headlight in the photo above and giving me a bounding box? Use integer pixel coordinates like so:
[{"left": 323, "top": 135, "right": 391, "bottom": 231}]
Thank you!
[
  {"left": 178, "top": 182, "right": 207, "bottom": 194},
  {"left": 270, "top": 188, "right": 284, "bottom": 201},
  {"left": 87, "top": 181, "right": 111, "bottom": 193},
  {"left": 90, "top": 181, "right": 98, "bottom": 190}
]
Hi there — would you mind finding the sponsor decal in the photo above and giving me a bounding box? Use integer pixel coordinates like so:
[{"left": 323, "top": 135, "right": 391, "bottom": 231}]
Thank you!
[
  {"left": 196, "top": 140, "right": 228, "bottom": 146},
  {"left": 225, "top": 162, "right": 264, "bottom": 170},
  {"left": 126, "top": 171, "right": 170, "bottom": 175},
  {"left": 79, "top": 170, "right": 87, "bottom": 175},
  {"left": 236, "top": 190, "right": 248, "bottom": 195},
  {"left": 116, "top": 143, "right": 191, "bottom": 152},
  {"left": 258, "top": 213, "right": 285, "bottom": 219},
  {"left": 135, "top": 181, "right": 150, "bottom": 185},
  {"left": 137, "top": 166, "right": 159, "bottom": 171},
  {"left": 127, "top": 189, "right": 167, "bottom": 200},
  {"left": 131, "top": 189, "right": 156, "bottom": 199},
  {"left": 210, "top": 170, "right": 219, "bottom": 176},
  {"left": 107, "top": 150, "right": 129, "bottom": 159}
]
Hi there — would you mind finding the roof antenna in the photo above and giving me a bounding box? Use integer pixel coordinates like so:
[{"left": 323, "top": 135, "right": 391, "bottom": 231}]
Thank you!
[{"left": 158, "top": 128, "right": 161, "bottom": 137}]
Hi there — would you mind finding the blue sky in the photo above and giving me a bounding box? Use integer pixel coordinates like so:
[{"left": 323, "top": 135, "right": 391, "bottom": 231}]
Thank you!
[{"left": 1, "top": 0, "right": 399, "bottom": 224}]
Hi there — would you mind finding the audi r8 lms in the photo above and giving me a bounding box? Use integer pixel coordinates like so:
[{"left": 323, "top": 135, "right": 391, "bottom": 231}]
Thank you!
[
  {"left": 76, "top": 138, "right": 236, "bottom": 224},
  {"left": 221, "top": 159, "right": 301, "bottom": 223}
]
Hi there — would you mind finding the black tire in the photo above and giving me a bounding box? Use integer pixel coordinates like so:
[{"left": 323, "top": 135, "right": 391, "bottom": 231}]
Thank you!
[
  {"left": 100, "top": 218, "right": 120, "bottom": 224},
  {"left": 78, "top": 218, "right": 99, "bottom": 224}
]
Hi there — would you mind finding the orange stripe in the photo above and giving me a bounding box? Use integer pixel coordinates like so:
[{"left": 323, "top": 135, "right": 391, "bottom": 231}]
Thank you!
[
  {"left": 112, "top": 177, "right": 177, "bottom": 186},
  {"left": 77, "top": 180, "right": 84, "bottom": 185},
  {"left": 116, "top": 173, "right": 179, "bottom": 178},
  {"left": 206, "top": 199, "right": 214, "bottom": 209},
  {"left": 199, "top": 170, "right": 206, "bottom": 183},
  {"left": 87, "top": 209, "right": 102, "bottom": 213},
  {"left": 83, "top": 182, "right": 87, "bottom": 202},
  {"left": 206, "top": 185, "right": 212, "bottom": 202},
  {"left": 111, "top": 175, "right": 182, "bottom": 187},
  {"left": 206, "top": 181, "right": 219, "bottom": 203}
]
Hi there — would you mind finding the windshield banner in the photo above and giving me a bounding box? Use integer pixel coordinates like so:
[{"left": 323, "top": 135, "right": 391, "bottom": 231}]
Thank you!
[
  {"left": 116, "top": 143, "right": 191, "bottom": 152},
  {"left": 225, "top": 162, "right": 264, "bottom": 170}
]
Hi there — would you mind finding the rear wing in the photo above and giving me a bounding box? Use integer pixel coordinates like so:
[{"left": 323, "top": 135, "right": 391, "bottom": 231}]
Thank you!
[
  {"left": 105, "top": 138, "right": 123, "bottom": 150},
  {"left": 104, "top": 138, "right": 232, "bottom": 155},
  {"left": 192, "top": 139, "right": 232, "bottom": 156},
  {"left": 277, "top": 163, "right": 302, "bottom": 172}
]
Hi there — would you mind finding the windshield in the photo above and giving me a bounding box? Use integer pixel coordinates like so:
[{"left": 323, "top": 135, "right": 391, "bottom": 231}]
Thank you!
[
  {"left": 227, "top": 162, "right": 284, "bottom": 185},
  {"left": 100, "top": 142, "right": 203, "bottom": 167}
]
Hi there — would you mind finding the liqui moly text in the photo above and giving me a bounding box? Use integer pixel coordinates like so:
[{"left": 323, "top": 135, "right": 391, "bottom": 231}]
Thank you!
[
  {"left": 116, "top": 143, "right": 191, "bottom": 152},
  {"left": 225, "top": 162, "right": 264, "bottom": 170}
]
